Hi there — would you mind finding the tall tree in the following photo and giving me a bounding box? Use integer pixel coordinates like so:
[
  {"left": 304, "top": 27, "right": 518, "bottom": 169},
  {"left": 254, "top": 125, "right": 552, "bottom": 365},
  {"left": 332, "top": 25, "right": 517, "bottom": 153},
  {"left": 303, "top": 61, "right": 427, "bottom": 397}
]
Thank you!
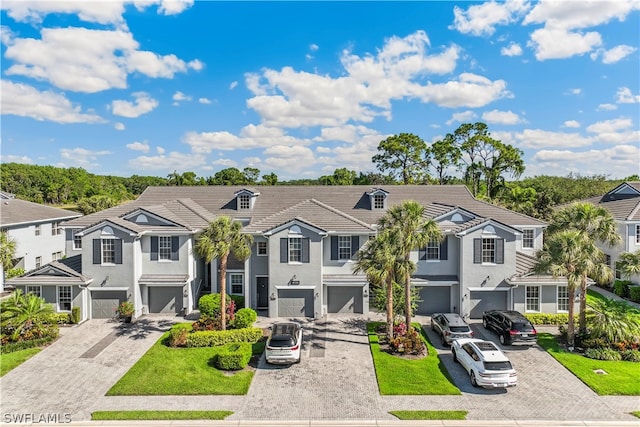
[
  {"left": 379, "top": 200, "right": 442, "bottom": 329},
  {"left": 243, "top": 167, "right": 260, "bottom": 184},
  {"left": 319, "top": 168, "right": 357, "bottom": 185},
  {"left": 429, "top": 134, "right": 461, "bottom": 185},
  {"left": 261, "top": 172, "right": 278, "bottom": 186},
  {"left": 477, "top": 140, "right": 525, "bottom": 199},
  {"left": 548, "top": 202, "right": 620, "bottom": 333},
  {"left": 208, "top": 168, "right": 247, "bottom": 185},
  {"left": 372, "top": 133, "right": 429, "bottom": 184},
  {"left": 193, "top": 217, "right": 253, "bottom": 330}
]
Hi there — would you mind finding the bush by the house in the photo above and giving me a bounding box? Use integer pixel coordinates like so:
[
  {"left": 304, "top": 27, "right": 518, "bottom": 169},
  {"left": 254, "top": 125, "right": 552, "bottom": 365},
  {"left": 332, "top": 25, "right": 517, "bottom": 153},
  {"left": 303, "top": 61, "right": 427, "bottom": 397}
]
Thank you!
[
  {"left": 579, "top": 336, "right": 609, "bottom": 349},
  {"left": 629, "top": 286, "right": 640, "bottom": 303},
  {"left": 213, "top": 342, "right": 252, "bottom": 370},
  {"left": 613, "top": 280, "right": 631, "bottom": 298},
  {"left": 198, "top": 293, "right": 231, "bottom": 318},
  {"left": 0, "top": 336, "right": 56, "bottom": 354},
  {"left": 230, "top": 294, "right": 245, "bottom": 309},
  {"left": 232, "top": 308, "right": 257, "bottom": 329},
  {"left": 525, "top": 313, "right": 576, "bottom": 325},
  {"left": 185, "top": 327, "right": 263, "bottom": 348},
  {"left": 584, "top": 347, "right": 623, "bottom": 361},
  {"left": 168, "top": 325, "right": 190, "bottom": 347},
  {"left": 71, "top": 307, "right": 81, "bottom": 324},
  {"left": 621, "top": 349, "right": 640, "bottom": 362}
]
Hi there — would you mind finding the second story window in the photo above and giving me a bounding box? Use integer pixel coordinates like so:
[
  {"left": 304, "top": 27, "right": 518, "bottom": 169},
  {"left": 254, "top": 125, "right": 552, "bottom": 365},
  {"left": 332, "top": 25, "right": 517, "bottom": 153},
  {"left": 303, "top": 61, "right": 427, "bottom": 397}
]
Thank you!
[
  {"left": 102, "top": 239, "right": 115, "bottom": 264},
  {"left": 289, "top": 237, "right": 302, "bottom": 263},
  {"left": 522, "top": 229, "right": 534, "bottom": 249},
  {"left": 73, "top": 231, "right": 82, "bottom": 250},
  {"left": 239, "top": 194, "right": 250, "bottom": 210},
  {"left": 373, "top": 194, "right": 385, "bottom": 209},
  {"left": 52, "top": 222, "right": 62, "bottom": 236},
  {"left": 52, "top": 251, "right": 62, "bottom": 261},
  {"left": 35, "top": 224, "right": 41, "bottom": 236},
  {"left": 426, "top": 239, "right": 440, "bottom": 260},
  {"left": 151, "top": 236, "right": 179, "bottom": 261},
  {"left": 473, "top": 237, "right": 504, "bottom": 264},
  {"left": 338, "top": 236, "right": 352, "bottom": 260},
  {"left": 35, "top": 256, "right": 42, "bottom": 268},
  {"left": 257, "top": 241, "right": 267, "bottom": 256},
  {"left": 159, "top": 236, "right": 172, "bottom": 260}
]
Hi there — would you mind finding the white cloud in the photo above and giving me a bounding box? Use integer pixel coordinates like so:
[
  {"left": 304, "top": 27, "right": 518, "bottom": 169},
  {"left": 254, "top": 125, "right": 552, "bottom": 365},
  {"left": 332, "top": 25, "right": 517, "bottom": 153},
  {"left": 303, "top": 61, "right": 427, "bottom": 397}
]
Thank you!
[
  {"left": 172, "top": 91, "right": 191, "bottom": 102},
  {"left": 501, "top": 42, "right": 523, "bottom": 57},
  {"left": 563, "top": 120, "right": 580, "bottom": 128},
  {"left": 130, "top": 151, "right": 206, "bottom": 171},
  {"left": 1, "top": 80, "right": 104, "bottom": 124},
  {"left": 114, "top": 122, "right": 125, "bottom": 130},
  {"left": 481, "top": 109, "right": 524, "bottom": 125},
  {"left": 111, "top": 92, "right": 159, "bottom": 118},
  {"left": 585, "top": 117, "right": 639, "bottom": 144},
  {"left": 531, "top": 144, "right": 639, "bottom": 178},
  {"left": 309, "top": 44, "right": 319, "bottom": 51},
  {"left": 616, "top": 87, "right": 640, "bottom": 104},
  {"left": 412, "top": 73, "right": 511, "bottom": 108},
  {"left": 567, "top": 88, "right": 582, "bottom": 95},
  {"left": 184, "top": 124, "right": 312, "bottom": 152},
  {"left": 262, "top": 145, "right": 315, "bottom": 173},
  {"left": 586, "top": 117, "right": 633, "bottom": 133},
  {"left": 156, "top": 146, "right": 165, "bottom": 154},
  {"left": 451, "top": 0, "right": 531, "bottom": 36},
  {"left": 0, "top": 154, "right": 33, "bottom": 164},
  {"left": 211, "top": 158, "right": 238, "bottom": 167},
  {"left": 157, "top": 0, "right": 194, "bottom": 16},
  {"left": 229, "top": 81, "right": 238, "bottom": 90},
  {"left": 523, "top": 0, "right": 639, "bottom": 61},
  {"left": 446, "top": 110, "right": 477, "bottom": 125},
  {"left": 4, "top": 27, "right": 202, "bottom": 93},
  {"left": 597, "top": 103, "right": 617, "bottom": 111},
  {"left": 503, "top": 128, "right": 593, "bottom": 149},
  {"left": 599, "top": 45, "right": 637, "bottom": 64},
  {"left": 126, "top": 141, "right": 150, "bottom": 152},
  {"left": 198, "top": 97, "right": 212, "bottom": 104},
  {"left": 60, "top": 147, "right": 111, "bottom": 167}
]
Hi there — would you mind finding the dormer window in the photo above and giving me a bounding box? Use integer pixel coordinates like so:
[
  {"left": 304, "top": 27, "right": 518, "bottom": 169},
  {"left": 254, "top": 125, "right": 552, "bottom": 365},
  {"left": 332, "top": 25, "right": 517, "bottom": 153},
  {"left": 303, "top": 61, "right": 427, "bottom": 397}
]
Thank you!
[
  {"left": 373, "top": 194, "right": 385, "bottom": 209},
  {"left": 235, "top": 189, "right": 259, "bottom": 210},
  {"left": 368, "top": 188, "right": 388, "bottom": 210},
  {"left": 238, "top": 194, "right": 250, "bottom": 210}
]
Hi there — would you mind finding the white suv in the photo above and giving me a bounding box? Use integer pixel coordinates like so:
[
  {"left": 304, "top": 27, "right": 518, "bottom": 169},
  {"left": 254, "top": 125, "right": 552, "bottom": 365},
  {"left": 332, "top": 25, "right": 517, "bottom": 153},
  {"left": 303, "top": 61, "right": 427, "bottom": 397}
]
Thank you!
[
  {"left": 265, "top": 322, "right": 303, "bottom": 364},
  {"left": 451, "top": 338, "right": 517, "bottom": 389}
]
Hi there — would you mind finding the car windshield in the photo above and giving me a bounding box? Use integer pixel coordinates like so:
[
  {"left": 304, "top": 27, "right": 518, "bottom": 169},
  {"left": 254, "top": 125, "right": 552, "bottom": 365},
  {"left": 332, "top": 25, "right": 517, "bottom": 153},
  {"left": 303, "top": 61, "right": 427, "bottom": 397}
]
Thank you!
[
  {"left": 272, "top": 323, "right": 298, "bottom": 335},
  {"left": 512, "top": 322, "right": 534, "bottom": 331},
  {"left": 269, "top": 336, "right": 296, "bottom": 347},
  {"left": 450, "top": 326, "right": 470, "bottom": 332},
  {"left": 484, "top": 361, "right": 513, "bottom": 371}
]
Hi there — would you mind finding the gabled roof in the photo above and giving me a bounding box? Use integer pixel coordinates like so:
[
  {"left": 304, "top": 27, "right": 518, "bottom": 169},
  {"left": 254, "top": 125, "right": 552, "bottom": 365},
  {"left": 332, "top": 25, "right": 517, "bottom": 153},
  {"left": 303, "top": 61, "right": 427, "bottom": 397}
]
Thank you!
[
  {"left": 573, "top": 182, "right": 640, "bottom": 221},
  {"left": 6, "top": 255, "right": 92, "bottom": 286},
  {"left": 1, "top": 197, "right": 81, "bottom": 227}
]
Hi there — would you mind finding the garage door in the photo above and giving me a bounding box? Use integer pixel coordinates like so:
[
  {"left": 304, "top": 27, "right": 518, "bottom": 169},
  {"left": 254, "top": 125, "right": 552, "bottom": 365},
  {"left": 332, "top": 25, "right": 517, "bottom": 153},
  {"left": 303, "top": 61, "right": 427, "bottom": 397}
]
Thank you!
[
  {"left": 91, "top": 291, "right": 126, "bottom": 319},
  {"left": 149, "top": 286, "right": 184, "bottom": 314},
  {"left": 328, "top": 287, "right": 363, "bottom": 313},
  {"left": 278, "top": 289, "right": 314, "bottom": 317},
  {"left": 416, "top": 286, "right": 450, "bottom": 315},
  {"left": 470, "top": 291, "right": 508, "bottom": 319}
]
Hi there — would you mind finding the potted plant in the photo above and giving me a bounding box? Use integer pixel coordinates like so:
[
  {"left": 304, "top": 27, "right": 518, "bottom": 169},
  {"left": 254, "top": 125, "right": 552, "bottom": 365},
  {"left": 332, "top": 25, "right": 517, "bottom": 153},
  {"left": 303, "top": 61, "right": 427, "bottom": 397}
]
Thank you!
[{"left": 116, "top": 301, "right": 135, "bottom": 323}]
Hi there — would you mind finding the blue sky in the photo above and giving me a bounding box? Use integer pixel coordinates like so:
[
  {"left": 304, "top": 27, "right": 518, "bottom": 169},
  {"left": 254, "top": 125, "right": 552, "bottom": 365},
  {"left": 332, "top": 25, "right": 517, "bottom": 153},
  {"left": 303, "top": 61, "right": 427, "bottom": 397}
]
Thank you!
[{"left": 1, "top": 0, "right": 639, "bottom": 181}]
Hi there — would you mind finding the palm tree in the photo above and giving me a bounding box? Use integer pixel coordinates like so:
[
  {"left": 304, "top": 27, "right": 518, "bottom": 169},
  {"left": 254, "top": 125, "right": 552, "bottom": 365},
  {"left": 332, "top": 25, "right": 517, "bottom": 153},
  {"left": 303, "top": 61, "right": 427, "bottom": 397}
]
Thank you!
[
  {"left": 0, "top": 289, "right": 54, "bottom": 341},
  {"left": 1, "top": 231, "right": 17, "bottom": 271},
  {"left": 535, "top": 230, "right": 611, "bottom": 347},
  {"left": 353, "top": 231, "right": 399, "bottom": 340},
  {"left": 618, "top": 250, "right": 640, "bottom": 280},
  {"left": 547, "top": 202, "right": 620, "bottom": 334},
  {"left": 379, "top": 200, "right": 442, "bottom": 330},
  {"left": 193, "top": 216, "right": 253, "bottom": 330},
  {"left": 587, "top": 297, "right": 640, "bottom": 345}
]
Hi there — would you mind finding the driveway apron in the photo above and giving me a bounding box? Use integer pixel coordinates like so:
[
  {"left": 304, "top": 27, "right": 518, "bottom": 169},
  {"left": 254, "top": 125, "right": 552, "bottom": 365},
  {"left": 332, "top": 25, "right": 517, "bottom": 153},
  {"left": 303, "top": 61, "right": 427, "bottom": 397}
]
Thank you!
[{"left": 0, "top": 317, "right": 175, "bottom": 422}]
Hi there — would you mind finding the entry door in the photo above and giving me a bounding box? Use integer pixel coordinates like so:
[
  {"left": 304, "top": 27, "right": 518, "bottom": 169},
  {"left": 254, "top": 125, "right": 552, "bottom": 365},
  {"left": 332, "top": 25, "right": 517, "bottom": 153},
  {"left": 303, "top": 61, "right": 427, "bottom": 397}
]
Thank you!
[{"left": 257, "top": 277, "right": 268, "bottom": 308}]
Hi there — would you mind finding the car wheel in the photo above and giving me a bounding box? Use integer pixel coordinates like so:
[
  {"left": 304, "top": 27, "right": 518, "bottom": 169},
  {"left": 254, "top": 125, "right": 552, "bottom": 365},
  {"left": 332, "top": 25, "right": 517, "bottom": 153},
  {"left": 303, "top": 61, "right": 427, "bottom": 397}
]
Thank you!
[
  {"left": 482, "top": 318, "right": 488, "bottom": 328},
  {"left": 470, "top": 371, "right": 479, "bottom": 388},
  {"left": 431, "top": 322, "right": 435, "bottom": 331},
  {"left": 452, "top": 349, "right": 458, "bottom": 363},
  {"left": 441, "top": 334, "right": 447, "bottom": 346},
  {"left": 499, "top": 334, "right": 507, "bottom": 345}
]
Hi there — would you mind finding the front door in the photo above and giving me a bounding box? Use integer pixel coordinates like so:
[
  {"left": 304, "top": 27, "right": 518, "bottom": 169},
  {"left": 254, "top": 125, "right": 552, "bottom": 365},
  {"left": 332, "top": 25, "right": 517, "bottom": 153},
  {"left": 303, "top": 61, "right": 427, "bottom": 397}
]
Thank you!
[{"left": 257, "top": 277, "right": 268, "bottom": 308}]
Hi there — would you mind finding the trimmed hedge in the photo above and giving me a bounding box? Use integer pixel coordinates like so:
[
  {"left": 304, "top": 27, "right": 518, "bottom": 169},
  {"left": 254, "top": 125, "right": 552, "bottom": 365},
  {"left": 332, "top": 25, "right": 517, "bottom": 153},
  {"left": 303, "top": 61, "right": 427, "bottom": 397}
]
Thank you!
[
  {"left": 213, "top": 342, "right": 252, "bottom": 370},
  {"left": 232, "top": 308, "right": 257, "bottom": 329},
  {"left": 168, "top": 325, "right": 190, "bottom": 347},
  {"left": 230, "top": 295, "right": 245, "bottom": 309},
  {"left": 198, "top": 294, "right": 231, "bottom": 318},
  {"left": 525, "top": 313, "right": 577, "bottom": 325},
  {"left": 0, "top": 336, "right": 56, "bottom": 354},
  {"left": 584, "top": 347, "right": 622, "bottom": 361},
  {"left": 185, "top": 327, "right": 263, "bottom": 348},
  {"left": 630, "top": 286, "right": 640, "bottom": 304},
  {"left": 71, "top": 307, "right": 81, "bottom": 324},
  {"left": 613, "top": 280, "right": 632, "bottom": 299}
]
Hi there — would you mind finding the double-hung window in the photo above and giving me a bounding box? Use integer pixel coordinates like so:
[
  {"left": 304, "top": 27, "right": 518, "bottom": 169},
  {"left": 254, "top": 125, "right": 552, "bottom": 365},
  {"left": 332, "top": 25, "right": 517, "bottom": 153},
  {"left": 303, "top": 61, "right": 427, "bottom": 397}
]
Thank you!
[
  {"left": 426, "top": 240, "right": 440, "bottom": 260},
  {"left": 482, "top": 238, "right": 496, "bottom": 263},
  {"left": 557, "top": 286, "right": 569, "bottom": 312},
  {"left": 159, "top": 236, "right": 172, "bottom": 261},
  {"left": 526, "top": 286, "right": 540, "bottom": 312},
  {"left": 338, "top": 236, "right": 352, "bottom": 260},
  {"left": 289, "top": 237, "right": 302, "bottom": 263},
  {"left": 522, "top": 229, "right": 534, "bottom": 249},
  {"left": 230, "top": 273, "right": 243, "bottom": 294},
  {"left": 257, "top": 241, "right": 267, "bottom": 256},
  {"left": 52, "top": 251, "right": 62, "bottom": 261},
  {"left": 35, "top": 256, "right": 42, "bottom": 268},
  {"left": 58, "top": 285, "right": 72, "bottom": 311},
  {"left": 52, "top": 222, "right": 62, "bottom": 236},
  {"left": 26, "top": 285, "right": 41, "bottom": 297},
  {"left": 73, "top": 230, "right": 82, "bottom": 249},
  {"left": 102, "top": 239, "right": 115, "bottom": 264},
  {"left": 35, "top": 225, "right": 41, "bottom": 236},
  {"left": 474, "top": 237, "right": 504, "bottom": 264}
]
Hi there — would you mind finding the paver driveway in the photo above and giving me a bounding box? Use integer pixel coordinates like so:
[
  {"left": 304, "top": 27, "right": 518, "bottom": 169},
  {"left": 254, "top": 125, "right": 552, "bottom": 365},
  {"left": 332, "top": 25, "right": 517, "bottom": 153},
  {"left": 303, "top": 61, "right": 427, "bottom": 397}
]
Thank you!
[{"left": 0, "top": 316, "right": 176, "bottom": 423}]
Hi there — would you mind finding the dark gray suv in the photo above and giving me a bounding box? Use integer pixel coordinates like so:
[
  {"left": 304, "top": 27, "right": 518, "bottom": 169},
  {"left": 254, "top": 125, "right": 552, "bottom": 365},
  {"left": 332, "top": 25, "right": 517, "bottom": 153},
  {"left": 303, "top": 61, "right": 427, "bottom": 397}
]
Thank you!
[
  {"left": 430, "top": 312, "right": 474, "bottom": 345},
  {"left": 482, "top": 310, "right": 537, "bottom": 345}
]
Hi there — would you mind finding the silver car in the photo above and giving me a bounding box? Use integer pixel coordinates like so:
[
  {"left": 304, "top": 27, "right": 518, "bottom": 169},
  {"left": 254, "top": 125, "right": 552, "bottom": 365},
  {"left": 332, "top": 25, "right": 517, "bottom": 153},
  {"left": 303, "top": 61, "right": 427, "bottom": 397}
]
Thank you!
[{"left": 430, "top": 312, "right": 474, "bottom": 345}]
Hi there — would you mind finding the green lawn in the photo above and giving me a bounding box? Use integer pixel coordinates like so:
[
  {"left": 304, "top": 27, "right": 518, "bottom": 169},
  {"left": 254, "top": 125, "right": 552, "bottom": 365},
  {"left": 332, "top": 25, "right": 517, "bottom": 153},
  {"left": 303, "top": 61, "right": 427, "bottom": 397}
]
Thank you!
[
  {"left": 389, "top": 410, "right": 467, "bottom": 420},
  {"left": 92, "top": 410, "right": 232, "bottom": 420},
  {"left": 632, "top": 411, "right": 640, "bottom": 418},
  {"left": 367, "top": 322, "right": 461, "bottom": 395},
  {"left": 107, "top": 327, "right": 259, "bottom": 395},
  {"left": 537, "top": 333, "right": 640, "bottom": 395},
  {"left": 0, "top": 348, "right": 41, "bottom": 377}
]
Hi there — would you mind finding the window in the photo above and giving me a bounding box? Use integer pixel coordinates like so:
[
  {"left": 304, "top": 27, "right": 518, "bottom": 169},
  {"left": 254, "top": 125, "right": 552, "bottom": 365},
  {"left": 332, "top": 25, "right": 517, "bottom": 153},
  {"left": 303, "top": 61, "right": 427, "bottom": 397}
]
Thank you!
[
  {"left": 73, "top": 230, "right": 82, "bottom": 250},
  {"left": 58, "top": 285, "right": 72, "bottom": 311},
  {"left": 35, "top": 224, "right": 41, "bottom": 236},
  {"left": 102, "top": 239, "right": 115, "bottom": 264},
  {"left": 482, "top": 238, "right": 496, "bottom": 263},
  {"left": 238, "top": 194, "right": 250, "bottom": 210},
  {"left": 26, "top": 285, "right": 41, "bottom": 297},
  {"left": 257, "top": 241, "right": 267, "bottom": 256},
  {"left": 426, "top": 239, "right": 440, "bottom": 260},
  {"left": 52, "top": 251, "right": 62, "bottom": 261},
  {"left": 526, "top": 286, "right": 540, "bottom": 312},
  {"left": 52, "top": 222, "right": 62, "bottom": 236},
  {"left": 159, "top": 236, "right": 172, "bottom": 261},
  {"left": 522, "top": 229, "right": 534, "bottom": 249},
  {"left": 636, "top": 225, "right": 640, "bottom": 244},
  {"left": 338, "top": 236, "right": 352, "bottom": 260},
  {"left": 557, "top": 285, "right": 569, "bottom": 312},
  {"left": 289, "top": 237, "right": 302, "bottom": 263},
  {"left": 373, "top": 194, "right": 385, "bottom": 209},
  {"left": 35, "top": 256, "right": 42, "bottom": 268},
  {"left": 230, "top": 273, "right": 243, "bottom": 294},
  {"left": 615, "top": 261, "right": 622, "bottom": 280},
  {"left": 474, "top": 237, "right": 504, "bottom": 264}
]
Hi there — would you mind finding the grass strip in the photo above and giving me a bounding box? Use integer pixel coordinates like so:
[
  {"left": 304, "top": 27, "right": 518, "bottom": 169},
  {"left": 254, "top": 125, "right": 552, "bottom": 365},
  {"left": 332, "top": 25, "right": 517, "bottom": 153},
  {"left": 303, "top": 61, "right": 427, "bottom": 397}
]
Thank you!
[
  {"left": 0, "top": 348, "right": 41, "bottom": 377},
  {"left": 389, "top": 410, "right": 467, "bottom": 420},
  {"left": 91, "top": 410, "right": 232, "bottom": 420},
  {"left": 368, "top": 322, "right": 461, "bottom": 395}
]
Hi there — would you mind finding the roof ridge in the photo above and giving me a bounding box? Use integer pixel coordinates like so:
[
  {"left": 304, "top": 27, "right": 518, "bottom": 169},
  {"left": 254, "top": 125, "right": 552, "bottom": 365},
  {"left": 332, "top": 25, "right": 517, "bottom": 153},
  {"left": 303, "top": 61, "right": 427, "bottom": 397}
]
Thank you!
[
  {"left": 173, "top": 198, "right": 214, "bottom": 226},
  {"left": 309, "top": 198, "right": 376, "bottom": 230},
  {"left": 471, "top": 198, "right": 547, "bottom": 226},
  {"left": 248, "top": 198, "right": 315, "bottom": 229},
  {"left": 627, "top": 200, "right": 640, "bottom": 221}
]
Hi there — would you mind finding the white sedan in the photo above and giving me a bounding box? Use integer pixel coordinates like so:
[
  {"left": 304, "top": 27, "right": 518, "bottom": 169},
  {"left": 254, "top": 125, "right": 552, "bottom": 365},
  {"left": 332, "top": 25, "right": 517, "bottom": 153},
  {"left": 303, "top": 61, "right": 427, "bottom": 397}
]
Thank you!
[{"left": 451, "top": 338, "right": 517, "bottom": 389}]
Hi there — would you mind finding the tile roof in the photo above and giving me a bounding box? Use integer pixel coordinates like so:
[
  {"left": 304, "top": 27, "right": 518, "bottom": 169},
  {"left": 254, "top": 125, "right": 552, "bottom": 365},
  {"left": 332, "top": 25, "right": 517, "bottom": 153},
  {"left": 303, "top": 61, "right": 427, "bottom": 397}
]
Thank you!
[
  {"left": 571, "top": 182, "right": 640, "bottom": 221},
  {"left": 1, "top": 197, "right": 81, "bottom": 227},
  {"left": 6, "top": 255, "right": 91, "bottom": 285}
]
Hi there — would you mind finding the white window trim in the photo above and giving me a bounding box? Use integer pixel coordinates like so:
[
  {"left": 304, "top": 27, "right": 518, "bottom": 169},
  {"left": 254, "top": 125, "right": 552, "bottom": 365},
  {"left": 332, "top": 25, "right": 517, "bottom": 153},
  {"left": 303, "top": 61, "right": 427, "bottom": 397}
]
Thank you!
[
  {"left": 373, "top": 194, "right": 385, "bottom": 209},
  {"left": 101, "top": 237, "right": 116, "bottom": 266},
  {"left": 73, "top": 230, "right": 82, "bottom": 250},
  {"left": 26, "top": 285, "right": 42, "bottom": 297},
  {"left": 288, "top": 236, "right": 302, "bottom": 264},
  {"left": 158, "top": 236, "right": 172, "bottom": 262},
  {"left": 525, "top": 285, "right": 540, "bottom": 313},
  {"left": 57, "top": 285, "right": 72, "bottom": 312},
  {"left": 229, "top": 272, "right": 244, "bottom": 294},
  {"left": 481, "top": 237, "right": 497, "bottom": 266},
  {"left": 557, "top": 285, "right": 569, "bottom": 313},
  {"left": 238, "top": 194, "right": 251, "bottom": 210},
  {"left": 35, "top": 256, "right": 42, "bottom": 268},
  {"left": 35, "top": 224, "right": 41, "bottom": 236},
  {"left": 337, "top": 236, "right": 352, "bottom": 261},
  {"left": 425, "top": 240, "right": 440, "bottom": 262},
  {"left": 522, "top": 229, "right": 534, "bottom": 249},
  {"left": 257, "top": 241, "right": 268, "bottom": 256}
]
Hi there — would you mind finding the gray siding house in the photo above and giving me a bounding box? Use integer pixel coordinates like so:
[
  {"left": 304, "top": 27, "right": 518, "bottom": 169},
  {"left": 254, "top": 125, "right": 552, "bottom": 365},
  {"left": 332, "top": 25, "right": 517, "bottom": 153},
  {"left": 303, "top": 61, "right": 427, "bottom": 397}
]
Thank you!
[{"left": 9, "top": 185, "right": 574, "bottom": 320}]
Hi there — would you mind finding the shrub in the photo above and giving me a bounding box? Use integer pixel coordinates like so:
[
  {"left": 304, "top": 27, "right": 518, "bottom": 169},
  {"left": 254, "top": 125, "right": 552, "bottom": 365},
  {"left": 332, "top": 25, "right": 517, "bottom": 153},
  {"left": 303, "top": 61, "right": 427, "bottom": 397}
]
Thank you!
[
  {"left": 613, "top": 280, "right": 631, "bottom": 298},
  {"left": 580, "top": 336, "right": 609, "bottom": 349},
  {"left": 185, "top": 327, "right": 263, "bottom": 348},
  {"left": 584, "top": 347, "right": 622, "bottom": 361},
  {"left": 0, "top": 336, "right": 56, "bottom": 354},
  {"left": 230, "top": 294, "right": 245, "bottom": 309},
  {"left": 213, "top": 342, "right": 252, "bottom": 370},
  {"left": 198, "top": 293, "right": 232, "bottom": 318},
  {"left": 232, "top": 308, "right": 257, "bottom": 329},
  {"left": 71, "top": 307, "right": 81, "bottom": 324},
  {"left": 168, "top": 325, "right": 190, "bottom": 347},
  {"left": 389, "top": 327, "right": 423, "bottom": 355},
  {"left": 192, "top": 316, "right": 222, "bottom": 331},
  {"left": 525, "top": 313, "right": 576, "bottom": 325},
  {"left": 621, "top": 349, "right": 640, "bottom": 362},
  {"left": 630, "top": 286, "right": 640, "bottom": 303}
]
